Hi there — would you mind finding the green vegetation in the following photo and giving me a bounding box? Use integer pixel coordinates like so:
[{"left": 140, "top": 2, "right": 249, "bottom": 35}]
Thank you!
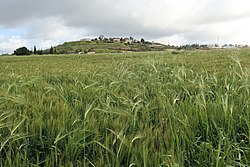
[
  {"left": 54, "top": 39, "right": 173, "bottom": 54},
  {"left": 0, "top": 49, "right": 250, "bottom": 166},
  {"left": 13, "top": 47, "right": 32, "bottom": 56}
]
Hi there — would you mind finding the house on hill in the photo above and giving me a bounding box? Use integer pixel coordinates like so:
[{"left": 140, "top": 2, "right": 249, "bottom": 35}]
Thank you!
[
  {"left": 123, "top": 38, "right": 133, "bottom": 44},
  {"left": 78, "top": 51, "right": 96, "bottom": 54},
  {"left": 87, "top": 51, "right": 95, "bottom": 54},
  {"left": 112, "top": 37, "right": 133, "bottom": 43},
  {"left": 113, "top": 38, "right": 121, "bottom": 42}
]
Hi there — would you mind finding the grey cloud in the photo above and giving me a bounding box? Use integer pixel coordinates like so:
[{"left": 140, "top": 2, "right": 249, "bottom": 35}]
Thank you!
[
  {"left": 0, "top": 0, "right": 250, "bottom": 47},
  {"left": 0, "top": 1, "right": 141, "bottom": 35},
  {"left": 186, "top": 0, "right": 250, "bottom": 25}
]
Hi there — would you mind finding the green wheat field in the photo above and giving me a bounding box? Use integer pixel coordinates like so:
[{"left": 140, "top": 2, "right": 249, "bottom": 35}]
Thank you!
[{"left": 0, "top": 49, "right": 250, "bottom": 166}]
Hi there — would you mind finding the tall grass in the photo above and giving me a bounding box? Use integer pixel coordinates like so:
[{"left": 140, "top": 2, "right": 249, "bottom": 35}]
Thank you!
[{"left": 0, "top": 49, "right": 250, "bottom": 166}]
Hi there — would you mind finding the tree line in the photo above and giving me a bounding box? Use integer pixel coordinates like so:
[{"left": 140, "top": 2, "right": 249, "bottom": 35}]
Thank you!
[{"left": 13, "top": 46, "right": 55, "bottom": 56}]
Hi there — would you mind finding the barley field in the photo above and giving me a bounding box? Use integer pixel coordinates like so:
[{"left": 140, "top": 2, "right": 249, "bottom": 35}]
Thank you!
[{"left": 0, "top": 49, "right": 250, "bottom": 166}]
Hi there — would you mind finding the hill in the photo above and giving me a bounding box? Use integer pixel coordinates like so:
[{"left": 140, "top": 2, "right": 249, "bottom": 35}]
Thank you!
[{"left": 53, "top": 38, "right": 176, "bottom": 54}]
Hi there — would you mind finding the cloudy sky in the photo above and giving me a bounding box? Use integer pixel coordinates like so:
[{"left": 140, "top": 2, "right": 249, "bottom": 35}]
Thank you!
[{"left": 0, "top": 0, "right": 250, "bottom": 53}]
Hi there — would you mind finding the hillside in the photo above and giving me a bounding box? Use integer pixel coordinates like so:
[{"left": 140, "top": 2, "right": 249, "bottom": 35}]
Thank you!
[{"left": 54, "top": 38, "right": 175, "bottom": 54}]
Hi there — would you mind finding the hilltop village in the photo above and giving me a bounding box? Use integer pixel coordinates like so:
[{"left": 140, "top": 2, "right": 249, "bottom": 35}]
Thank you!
[{"left": 8, "top": 35, "right": 250, "bottom": 56}]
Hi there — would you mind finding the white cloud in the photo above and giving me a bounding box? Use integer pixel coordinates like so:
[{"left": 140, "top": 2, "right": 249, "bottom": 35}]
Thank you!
[
  {"left": 0, "top": 35, "right": 29, "bottom": 53},
  {"left": 25, "top": 17, "right": 90, "bottom": 41},
  {"left": 0, "top": 0, "right": 250, "bottom": 53}
]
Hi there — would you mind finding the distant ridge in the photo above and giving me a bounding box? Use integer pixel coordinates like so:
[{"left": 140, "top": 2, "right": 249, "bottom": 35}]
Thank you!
[{"left": 52, "top": 37, "right": 176, "bottom": 54}]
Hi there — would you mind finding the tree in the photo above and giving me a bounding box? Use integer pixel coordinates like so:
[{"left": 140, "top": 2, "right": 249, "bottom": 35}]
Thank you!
[
  {"left": 130, "top": 36, "right": 134, "bottom": 43},
  {"left": 109, "top": 38, "right": 114, "bottom": 42},
  {"left": 104, "top": 38, "right": 109, "bottom": 43},
  {"left": 34, "top": 45, "right": 37, "bottom": 54},
  {"left": 49, "top": 46, "right": 54, "bottom": 54},
  {"left": 54, "top": 47, "right": 57, "bottom": 54},
  {"left": 37, "top": 49, "right": 43, "bottom": 55},
  {"left": 14, "top": 47, "right": 31, "bottom": 56},
  {"left": 98, "top": 35, "right": 105, "bottom": 41},
  {"left": 140, "top": 38, "right": 145, "bottom": 43}
]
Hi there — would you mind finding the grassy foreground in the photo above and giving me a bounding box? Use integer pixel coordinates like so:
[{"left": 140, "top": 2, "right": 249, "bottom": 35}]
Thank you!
[{"left": 0, "top": 50, "right": 250, "bottom": 166}]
